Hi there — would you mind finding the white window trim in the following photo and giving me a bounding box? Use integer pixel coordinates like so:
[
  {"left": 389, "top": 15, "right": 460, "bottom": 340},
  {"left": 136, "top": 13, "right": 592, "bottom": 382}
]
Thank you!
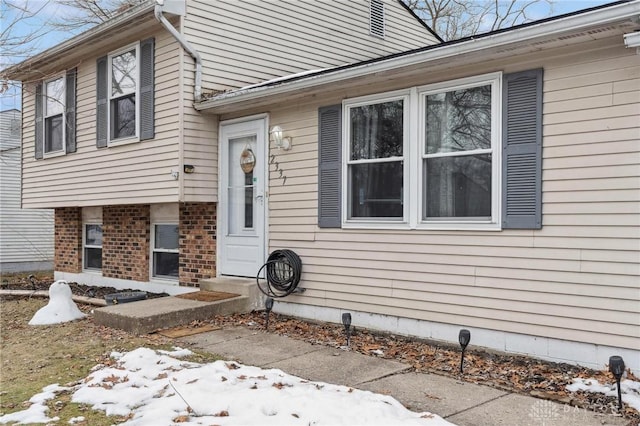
[
  {"left": 83, "top": 222, "right": 102, "bottom": 272},
  {"left": 43, "top": 74, "right": 66, "bottom": 158},
  {"left": 342, "top": 90, "right": 411, "bottom": 228},
  {"left": 107, "top": 41, "right": 141, "bottom": 146},
  {"left": 417, "top": 72, "right": 502, "bottom": 231},
  {"left": 341, "top": 73, "right": 503, "bottom": 231},
  {"left": 150, "top": 223, "right": 179, "bottom": 282}
]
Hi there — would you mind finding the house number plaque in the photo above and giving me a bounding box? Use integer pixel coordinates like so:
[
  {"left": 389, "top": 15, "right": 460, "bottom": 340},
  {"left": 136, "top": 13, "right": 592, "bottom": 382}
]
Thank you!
[{"left": 240, "top": 148, "right": 256, "bottom": 174}]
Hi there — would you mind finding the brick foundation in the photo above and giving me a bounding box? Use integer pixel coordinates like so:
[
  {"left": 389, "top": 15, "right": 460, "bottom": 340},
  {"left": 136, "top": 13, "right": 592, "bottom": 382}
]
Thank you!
[
  {"left": 54, "top": 207, "right": 82, "bottom": 273},
  {"left": 179, "top": 202, "right": 217, "bottom": 287},
  {"left": 102, "top": 205, "right": 150, "bottom": 282}
]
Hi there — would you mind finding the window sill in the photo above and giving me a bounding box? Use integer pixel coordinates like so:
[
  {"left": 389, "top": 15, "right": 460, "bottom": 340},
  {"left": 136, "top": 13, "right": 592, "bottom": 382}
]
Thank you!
[
  {"left": 43, "top": 150, "right": 66, "bottom": 159},
  {"left": 341, "top": 220, "right": 502, "bottom": 231},
  {"left": 108, "top": 136, "right": 139, "bottom": 147}
]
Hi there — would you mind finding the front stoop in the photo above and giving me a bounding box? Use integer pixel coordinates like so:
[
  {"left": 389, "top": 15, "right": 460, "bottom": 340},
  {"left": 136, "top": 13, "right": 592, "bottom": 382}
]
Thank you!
[
  {"left": 199, "top": 277, "right": 265, "bottom": 311},
  {"left": 93, "top": 295, "right": 249, "bottom": 335},
  {"left": 93, "top": 278, "right": 263, "bottom": 335}
]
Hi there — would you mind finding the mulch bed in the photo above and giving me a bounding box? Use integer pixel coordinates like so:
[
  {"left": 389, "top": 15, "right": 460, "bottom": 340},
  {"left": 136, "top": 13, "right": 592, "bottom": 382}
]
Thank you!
[{"left": 2, "top": 272, "right": 638, "bottom": 424}]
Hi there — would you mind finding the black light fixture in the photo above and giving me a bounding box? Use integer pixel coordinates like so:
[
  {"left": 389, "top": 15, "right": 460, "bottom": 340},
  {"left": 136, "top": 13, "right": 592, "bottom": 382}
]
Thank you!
[
  {"left": 341, "top": 312, "right": 352, "bottom": 347},
  {"left": 458, "top": 329, "right": 471, "bottom": 374},
  {"left": 609, "top": 355, "right": 625, "bottom": 410},
  {"left": 28, "top": 274, "right": 36, "bottom": 291},
  {"left": 264, "top": 297, "right": 274, "bottom": 331}
]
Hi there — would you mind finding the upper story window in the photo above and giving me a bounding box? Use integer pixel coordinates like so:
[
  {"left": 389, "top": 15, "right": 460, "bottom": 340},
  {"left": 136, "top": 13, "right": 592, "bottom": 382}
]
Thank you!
[
  {"left": 96, "top": 37, "right": 155, "bottom": 148},
  {"left": 109, "top": 45, "right": 138, "bottom": 141},
  {"left": 34, "top": 69, "right": 77, "bottom": 160},
  {"left": 44, "top": 76, "right": 65, "bottom": 154}
]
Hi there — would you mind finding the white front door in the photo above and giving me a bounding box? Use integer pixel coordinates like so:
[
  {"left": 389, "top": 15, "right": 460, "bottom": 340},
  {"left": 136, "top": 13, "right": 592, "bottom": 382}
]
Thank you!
[{"left": 219, "top": 118, "right": 267, "bottom": 277}]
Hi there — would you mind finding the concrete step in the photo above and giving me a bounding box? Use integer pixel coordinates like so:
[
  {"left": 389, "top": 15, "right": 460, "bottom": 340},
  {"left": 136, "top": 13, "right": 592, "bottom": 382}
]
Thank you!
[
  {"left": 93, "top": 294, "right": 250, "bottom": 335},
  {"left": 199, "top": 277, "right": 265, "bottom": 311}
]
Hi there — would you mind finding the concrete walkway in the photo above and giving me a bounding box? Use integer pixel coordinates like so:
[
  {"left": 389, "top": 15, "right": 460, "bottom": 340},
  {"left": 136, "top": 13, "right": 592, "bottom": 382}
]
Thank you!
[{"left": 177, "top": 326, "right": 627, "bottom": 426}]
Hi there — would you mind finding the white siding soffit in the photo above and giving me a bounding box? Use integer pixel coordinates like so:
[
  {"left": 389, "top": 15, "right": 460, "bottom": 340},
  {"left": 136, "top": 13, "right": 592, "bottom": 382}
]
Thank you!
[{"left": 195, "top": 0, "right": 640, "bottom": 111}]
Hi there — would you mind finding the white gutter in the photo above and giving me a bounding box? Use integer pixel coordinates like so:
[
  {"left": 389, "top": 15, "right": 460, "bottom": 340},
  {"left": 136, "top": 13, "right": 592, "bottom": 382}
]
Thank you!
[
  {"left": 196, "top": 0, "right": 640, "bottom": 111},
  {"left": 154, "top": 0, "right": 202, "bottom": 102}
]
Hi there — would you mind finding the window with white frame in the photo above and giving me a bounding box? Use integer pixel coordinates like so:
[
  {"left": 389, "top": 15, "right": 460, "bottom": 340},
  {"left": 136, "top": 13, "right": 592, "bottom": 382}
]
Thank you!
[
  {"left": 341, "top": 74, "right": 500, "bottom": 228},
  {"left": 109, "top": 44, "right": 138, "bottom": 141},
  {"left": 422, "top": 80, "right": 496, "bottom": 221},
  {"left": 345, "top": 96, "right": 406, "bottom": 220},
  {"left": 152, "top": 224, "right": 179, "bottom": 279},
  {"left": 84, "top": 224, "right": 103, "bottom": 270},
  {"left": 44, "top": 76, "right": 65, "bottom": 154}
]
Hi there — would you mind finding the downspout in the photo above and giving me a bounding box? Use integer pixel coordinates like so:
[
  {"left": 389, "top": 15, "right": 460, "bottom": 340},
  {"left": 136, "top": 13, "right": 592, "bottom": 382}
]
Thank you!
[{"left": 154, "top": 1, "right": 202, "bottom": 102}]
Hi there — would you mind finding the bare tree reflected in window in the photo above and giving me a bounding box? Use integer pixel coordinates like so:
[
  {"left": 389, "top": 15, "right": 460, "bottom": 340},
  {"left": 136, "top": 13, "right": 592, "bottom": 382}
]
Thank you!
[
  {"left": 110, "top": 49, "right": 137, "bottom": 139},
  {"left": 348, "top": 100, "right": 404, "bottom": 219},
  {"left": 44, "top": 77, "right": 65, "bottom": 153},
  {"left": 424, "top": 85, "right": 492, "bottom": 219}
]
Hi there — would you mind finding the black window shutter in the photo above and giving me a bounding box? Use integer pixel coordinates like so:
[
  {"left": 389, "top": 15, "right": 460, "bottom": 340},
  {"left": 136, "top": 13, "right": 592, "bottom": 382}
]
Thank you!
[
  {"left": 318, "top": 104, "right": 342, "bottom": 228},
  {"left": 502, "top": 69, "right": 543, "bottom": 229},
  {"left": 139, "top": 37, "right": 155, "bottom": 141},
  {"left": 34, "top": 83, "right": 44, "bottom": 159},
  {"left": 96, "top": 56, "right": 108, "bottom": 148},
  {"left": 65, "top": 68, "right": 77, "bottom": 153}
]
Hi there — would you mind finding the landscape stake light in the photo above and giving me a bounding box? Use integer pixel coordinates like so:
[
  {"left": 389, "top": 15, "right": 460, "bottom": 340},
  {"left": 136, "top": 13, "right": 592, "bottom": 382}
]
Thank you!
[
  {"left": 609, "top": 355, "right": 625, "bottom": 410},
  {"left": 458, "top": 329, "right": 471, "bottom": 374},
  {"left": 342, "top": 312, "right": 352, "bottom": 347},
  {"left": 264, "top": 297, "right": 274, "bottom": 331}
]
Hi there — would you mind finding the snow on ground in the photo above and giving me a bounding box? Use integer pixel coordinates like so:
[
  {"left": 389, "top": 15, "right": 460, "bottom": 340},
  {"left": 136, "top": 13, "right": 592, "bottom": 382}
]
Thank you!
[
  {"left": 0, "top": 347, "right": 454, "bottom": 426},
  {"left": 567, "top": 377, "right": 640, "bottom": 412},
  {"left": 28, "top": 280, "right": 86, "bottom": 325}
]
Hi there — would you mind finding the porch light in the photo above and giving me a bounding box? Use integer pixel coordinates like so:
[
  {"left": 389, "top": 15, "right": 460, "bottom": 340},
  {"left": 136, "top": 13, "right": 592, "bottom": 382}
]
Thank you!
[
  {"left": 269, "top": 125, "right": 292, "bottom": 151},
  {"left": 458, "top": 329, "right": 471, "bottom": 374},
  {"left": 264, "top": 297, "right": 274, "bottom": 331},
  {"left": 609, "top": 355, "right": 625, "bottom": 410},
  {"left": 342, "top": 312, "right": 352, "bottom": 348}
]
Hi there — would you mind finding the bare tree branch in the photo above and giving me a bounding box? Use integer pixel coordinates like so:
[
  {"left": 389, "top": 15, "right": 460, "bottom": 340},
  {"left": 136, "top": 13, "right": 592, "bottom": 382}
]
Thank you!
[{"left": 404, "top": 0, "right": 554, "bottom": 41}]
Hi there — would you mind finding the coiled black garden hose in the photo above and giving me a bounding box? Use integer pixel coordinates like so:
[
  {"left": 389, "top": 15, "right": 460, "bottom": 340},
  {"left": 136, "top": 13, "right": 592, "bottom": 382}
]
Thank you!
[{"left": 256, "top": 249, "right": 302, "bottom": 298}]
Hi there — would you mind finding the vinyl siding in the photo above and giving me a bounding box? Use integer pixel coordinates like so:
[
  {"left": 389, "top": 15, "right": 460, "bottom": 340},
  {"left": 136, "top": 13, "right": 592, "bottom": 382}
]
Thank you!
[
  {"left": 0, "top": 110, "right": 54, "bottom": 266},
  {"left": 21, "top": 29, "right": 182, "bottom": 208},
  {"left": 184, "top": 0, "right": 438, "bottom": 94},
  {"left": 251, "top": 39, "right": 639, "bottom": 351}
]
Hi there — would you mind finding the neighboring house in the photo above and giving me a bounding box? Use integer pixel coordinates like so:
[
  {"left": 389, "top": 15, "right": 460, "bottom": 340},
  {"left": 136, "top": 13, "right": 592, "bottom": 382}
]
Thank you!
[
  {"left": 0, "top": 109, "right": 54, "bottom": 272},
  {"left": 1, "top": 0, "right": 638, "bottom": 374}
]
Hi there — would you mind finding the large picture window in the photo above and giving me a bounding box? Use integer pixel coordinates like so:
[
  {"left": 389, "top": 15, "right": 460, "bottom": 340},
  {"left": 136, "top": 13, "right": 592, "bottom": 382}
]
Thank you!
[
  {"left": 346, "top": 97, "right": 406, "bottom": 220},
  {"left": 109, "top": 45, "right": 138, "bottom": 141},
  {"left": 84, "top": 224, "right": 102, "bottom": 270},
  {"left": 44, "top": 76, "right": 65, "bottom": 154},
  {"left": 152, "top": 224, "right": 179, "bottom": 279}
]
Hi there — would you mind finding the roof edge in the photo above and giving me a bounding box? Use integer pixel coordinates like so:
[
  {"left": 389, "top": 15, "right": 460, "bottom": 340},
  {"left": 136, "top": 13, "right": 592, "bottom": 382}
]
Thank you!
[
  {"left": 1, "top": 1, "right": 156, "bottom": 80},
  {"left": 196, "top": 0, "right": 639, "bottom": 111},
  {"left": 395, "top": 0, "right": 444, "bottom": 43}
]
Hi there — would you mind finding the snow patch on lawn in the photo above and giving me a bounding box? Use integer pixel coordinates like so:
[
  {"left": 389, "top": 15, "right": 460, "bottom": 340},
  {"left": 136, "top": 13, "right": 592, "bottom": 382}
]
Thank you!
[{"left": 0, "top": 347, "right": 454, "bottom": 425}]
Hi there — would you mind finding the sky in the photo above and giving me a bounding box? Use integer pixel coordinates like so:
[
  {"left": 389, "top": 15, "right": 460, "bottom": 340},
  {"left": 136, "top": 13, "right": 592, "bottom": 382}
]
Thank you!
[
  {"left": 0, "top": 0, "right": 621, "bottom": 111},
  {"left": 2, "top": 282, "right": 639, "bottom": 425}
]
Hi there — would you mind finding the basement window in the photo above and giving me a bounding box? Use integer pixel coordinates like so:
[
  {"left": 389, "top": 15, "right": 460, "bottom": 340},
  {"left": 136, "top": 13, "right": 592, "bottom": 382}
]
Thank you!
[
  {"left": 83, "top": 224, "right": 103, "bottom": 270},
  {"left": 370, "top": 0, "right": 385, "bottom": 38},
  {"left": 152, "top": 224, "right": 179, "bottom": 279}
]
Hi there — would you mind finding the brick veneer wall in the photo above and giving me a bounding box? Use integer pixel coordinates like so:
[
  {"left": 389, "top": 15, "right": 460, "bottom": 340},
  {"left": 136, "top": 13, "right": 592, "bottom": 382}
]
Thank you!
[
  {"left": 179, "top": 202, "right": 216, "bottom": 287},
  {"left": 54, "top": 207, "right": 82, "bottom": 273},
  {"left": 102, "top": 205, "right": 150, "bottom": 281}
]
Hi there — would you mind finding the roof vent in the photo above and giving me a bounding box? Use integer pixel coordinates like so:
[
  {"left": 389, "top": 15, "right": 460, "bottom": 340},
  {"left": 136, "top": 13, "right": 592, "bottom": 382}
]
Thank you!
[{"left": 370, "top": 0, "right": 385, "bottom": 38}]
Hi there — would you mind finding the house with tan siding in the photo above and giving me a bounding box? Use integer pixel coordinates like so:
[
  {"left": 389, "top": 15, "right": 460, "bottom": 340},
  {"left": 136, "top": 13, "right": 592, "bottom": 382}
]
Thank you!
[{"left": 2, "top": 0, "right": 639, "bottom": 373}]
